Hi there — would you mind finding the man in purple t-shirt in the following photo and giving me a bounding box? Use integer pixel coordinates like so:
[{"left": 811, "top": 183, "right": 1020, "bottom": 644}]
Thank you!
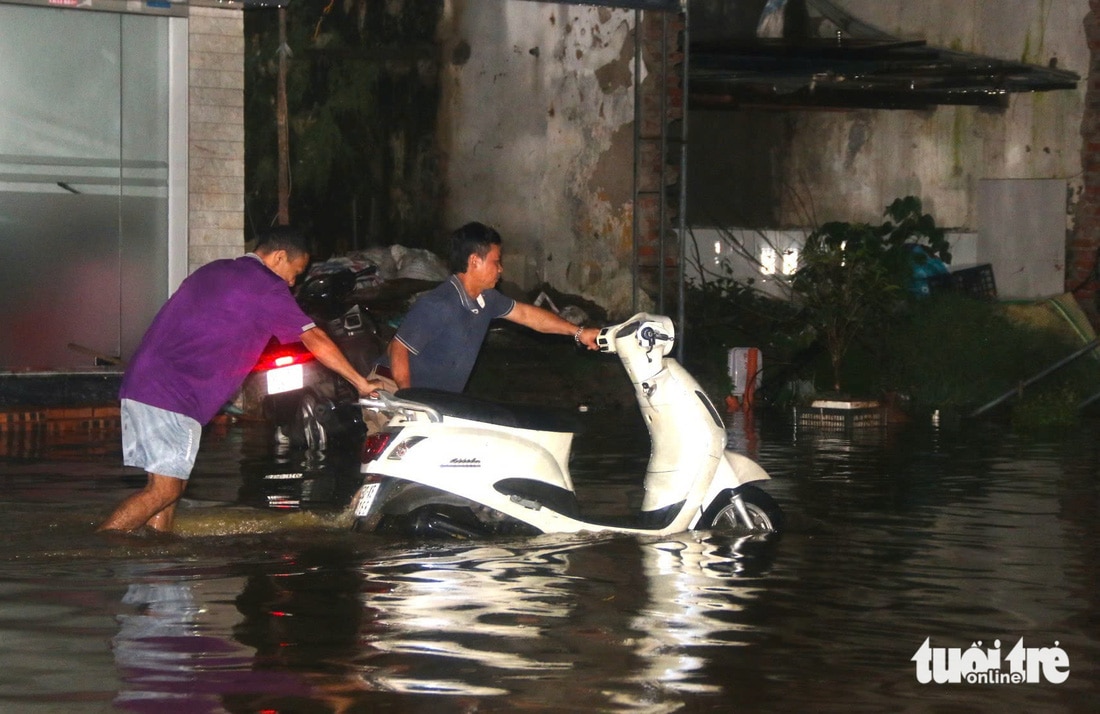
[
  {"left": 384, "top": 222, "right": 602, "bottom": 392},
  {"left": 99, "top": 227, "right": 381, "bottom": 534}
]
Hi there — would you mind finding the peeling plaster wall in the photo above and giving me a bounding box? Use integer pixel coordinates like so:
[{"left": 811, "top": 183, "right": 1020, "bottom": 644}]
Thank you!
[
  {"left": 819, "top": 0, "right": 1087, "bottom": 228},
  {"left": 438, "top": 0, "right": 643, "bottom": 315},
  {"left": 692, "top": 0, "right": 1088, "bottom": 233}
]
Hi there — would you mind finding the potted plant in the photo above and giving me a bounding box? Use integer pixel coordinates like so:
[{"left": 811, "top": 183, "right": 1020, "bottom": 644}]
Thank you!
[{"left": 790, "top": 197, "right": 950, "bottom": 395}]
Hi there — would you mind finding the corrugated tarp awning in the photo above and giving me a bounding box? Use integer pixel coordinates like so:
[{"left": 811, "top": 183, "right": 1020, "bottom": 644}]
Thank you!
[{"left": 689, "top": 0, "right": 1080, "bottom": 110}]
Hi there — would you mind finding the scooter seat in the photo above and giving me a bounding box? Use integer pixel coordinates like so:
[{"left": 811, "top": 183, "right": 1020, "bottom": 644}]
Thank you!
[{"left": 395, "top": 388, "right": 581, "bottom": 433}]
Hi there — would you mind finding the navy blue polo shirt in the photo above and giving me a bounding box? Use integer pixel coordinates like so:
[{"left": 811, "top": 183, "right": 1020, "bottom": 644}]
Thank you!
[{"left": 392, "top": 275, "right": 515, "bottom": 392}]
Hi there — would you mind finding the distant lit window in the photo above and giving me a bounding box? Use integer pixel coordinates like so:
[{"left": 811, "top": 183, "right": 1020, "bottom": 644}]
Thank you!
[
  {"left": 783, "top": 247, "right": 799, "bottom": 275},
  {"left": 760, "top": 246, "right": 777, "bottom": 274}
]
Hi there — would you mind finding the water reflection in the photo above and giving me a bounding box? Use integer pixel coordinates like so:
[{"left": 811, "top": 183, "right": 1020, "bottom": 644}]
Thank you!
[
  {"left": 229, "top": 544, "right": 368, "bottom": 712},
  {"left": 2, "top": 414, "right": 1098, "bottom": 710},
  {"left": 113, "top": 569, "right": 259, "bottom": 713},
  {"left": 624, "top": 534, "right": 776, "bottom": 698},
  {"left": 104, "top": 531, "right": 782, "bottom": 712}
]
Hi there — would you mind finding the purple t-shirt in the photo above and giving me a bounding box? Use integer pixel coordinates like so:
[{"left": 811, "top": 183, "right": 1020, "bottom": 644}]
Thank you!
[
  {"left": 392, "top": 275, "right": 515, "bottom": 392},
  {"left": 120, "top": 254, "right": 315, "bottom": 424}
]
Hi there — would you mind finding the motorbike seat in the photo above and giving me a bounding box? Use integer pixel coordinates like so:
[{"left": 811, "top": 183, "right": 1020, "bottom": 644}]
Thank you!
[{"left": 395, "top": 388, "right": 581, "bottom": 433}]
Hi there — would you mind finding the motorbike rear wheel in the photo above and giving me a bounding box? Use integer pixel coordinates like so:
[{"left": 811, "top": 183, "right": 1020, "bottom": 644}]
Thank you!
[
  {"left": 292, "top": 389, "right": 330, "bottom": 451},
  {"left": 707, "top": 485, "right": 784, "bottom": 534}
]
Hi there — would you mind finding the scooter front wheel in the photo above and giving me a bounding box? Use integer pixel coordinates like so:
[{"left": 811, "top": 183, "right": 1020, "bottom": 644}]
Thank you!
[{"left": 707, "top": 485, "right": 784, "bottom": 534}]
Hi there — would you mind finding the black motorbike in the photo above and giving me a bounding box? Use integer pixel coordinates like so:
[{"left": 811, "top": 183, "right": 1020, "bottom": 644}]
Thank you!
[{"left": 244, "top": 267, "right": 386, "bottom": 450}]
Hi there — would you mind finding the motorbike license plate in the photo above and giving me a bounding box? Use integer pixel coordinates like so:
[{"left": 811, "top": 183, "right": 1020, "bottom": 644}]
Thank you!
[
  {"left": 354, "top": 483, "right": 381, "bottom": 517},
  {"left": 266, "top": 364, "right": 304, "bottom": 395}
]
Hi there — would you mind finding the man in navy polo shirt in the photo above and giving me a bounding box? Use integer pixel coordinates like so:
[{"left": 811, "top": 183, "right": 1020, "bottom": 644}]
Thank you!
[
  {"left": 99, "top": 227, "right": 381, "bottom": 534},
  {"left": 383, "top": 222, "right": 601, "bottom": 392}
]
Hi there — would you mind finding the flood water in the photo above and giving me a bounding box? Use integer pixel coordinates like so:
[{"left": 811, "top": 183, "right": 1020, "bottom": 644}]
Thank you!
[{"left": 0, "top": 408, "right": 1097, "bottom": 713}]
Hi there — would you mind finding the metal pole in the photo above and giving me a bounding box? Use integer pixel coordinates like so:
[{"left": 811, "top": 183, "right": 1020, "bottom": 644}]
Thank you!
[
  {"left": 276, "top": 7, "right": 291, "bottom": 226},
  {"left": 658, "top": 10, "right": 669, "bottom": 313},
  {"left": 1078, "top": 388, "right": 1100, "bottom": 410},
  {"left": 352, "top": 195, "right": 358, "bottom": 249},
  {"left": 969, "top": 337, "right": 1100, "bottom": 417},
  {"left": 631, "top": 8, "right": 642, "bottom": 314},
  {"left": 676, "top": 1, "right": 689, "bottom": 363}
]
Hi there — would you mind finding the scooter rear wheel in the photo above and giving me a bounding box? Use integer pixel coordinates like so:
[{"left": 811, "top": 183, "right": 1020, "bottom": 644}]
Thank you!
[{"left": 707, "top": 485, "right": 784, "bottom": 534}]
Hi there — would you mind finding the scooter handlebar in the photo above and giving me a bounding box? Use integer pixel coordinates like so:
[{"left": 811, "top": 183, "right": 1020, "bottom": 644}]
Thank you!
[
  {"left": 596, "top": 313, "right": 676, "bottom": 356},
  {"left": 640, "top": 325, "right": 671, "bottom": 344}
]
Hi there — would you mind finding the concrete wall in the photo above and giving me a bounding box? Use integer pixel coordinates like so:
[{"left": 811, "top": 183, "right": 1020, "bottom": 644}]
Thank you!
[
  {"left": 690, "top": 0, "right": 1090, "bottom": 303},
  {"left": 803, "top": 0, "right": 1087, "bottom": 228},
  {"left": 699, "top": 0, "right": 1088, "bottom": 230},
  {"left": 1074, "top": 1, "right": 1100, "bottom": 316},
  {"left": 186, "top": 2, "right": 677, "bottom": 315},
  {"left": 188, "top": 6, "right": 246, "bottom": 273},
  {"left": 438, "top": 1, "right": 675, "bottom": 316},
  {"left": 434, "top": 1, "right": 1091, "bottom": 313},
  {"left": 178, "top": 2, "right": 1098, "bottom": 307}
]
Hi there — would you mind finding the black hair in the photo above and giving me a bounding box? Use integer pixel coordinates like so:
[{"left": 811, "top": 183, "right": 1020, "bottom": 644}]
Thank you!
[
  {"left": 449, "top": 221, "right": 502, "bottom": 274},
  {"left": 255, "top": 225, "right": 310, "bottom": 259}
]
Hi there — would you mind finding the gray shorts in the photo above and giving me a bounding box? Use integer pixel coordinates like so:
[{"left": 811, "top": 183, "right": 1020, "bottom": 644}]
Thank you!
[{"left": 120, "top": 399, "right": 202, "bottom": 480}]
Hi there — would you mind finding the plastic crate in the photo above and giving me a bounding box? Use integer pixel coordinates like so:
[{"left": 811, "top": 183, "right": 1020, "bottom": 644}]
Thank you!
[
  {"left": 925, "top": 263, "right": 997, "bottom": 300},
  {"left": 795, "top": 400, "right": 885, "bottom": 430}
]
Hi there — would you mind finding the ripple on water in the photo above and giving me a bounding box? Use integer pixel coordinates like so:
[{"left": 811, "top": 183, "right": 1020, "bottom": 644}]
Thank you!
[{"left": 0, "top": 416, "right": 1096, "bottom": 710}]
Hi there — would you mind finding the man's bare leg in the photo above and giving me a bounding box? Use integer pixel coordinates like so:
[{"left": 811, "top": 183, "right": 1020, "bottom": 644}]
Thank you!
[
  {"left": 98, "top": 473, "right": 187, "bottom": 533},
  {"left": 143, "top": 500, "right": 179, "bottom": 532}
]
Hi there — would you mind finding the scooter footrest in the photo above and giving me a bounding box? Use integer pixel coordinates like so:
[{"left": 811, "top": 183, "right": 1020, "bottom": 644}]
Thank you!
[
  {"left": 494, "top": 478, "right": 580, "bottom": 518},
  {"left": 573, "top": 501, "right": 685, "bottom": 531}
]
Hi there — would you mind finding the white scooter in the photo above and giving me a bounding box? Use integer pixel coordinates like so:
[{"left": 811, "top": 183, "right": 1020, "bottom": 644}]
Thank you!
[{"left": 349, "top": 313, "right": 783, "bottom": 538}]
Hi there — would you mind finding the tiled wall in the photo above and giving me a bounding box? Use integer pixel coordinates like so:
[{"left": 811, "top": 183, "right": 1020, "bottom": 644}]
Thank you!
[{"left": 188, "top": 6, "right": 246, "bottom": 274}]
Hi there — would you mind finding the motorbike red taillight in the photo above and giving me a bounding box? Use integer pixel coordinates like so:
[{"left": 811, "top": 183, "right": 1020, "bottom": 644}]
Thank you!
[
  {"left": 251, "top": 341, "right": 315, "bottom": 373},
  {"left": 361, "top": 431, "right": 395, "bottom": 463}
]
